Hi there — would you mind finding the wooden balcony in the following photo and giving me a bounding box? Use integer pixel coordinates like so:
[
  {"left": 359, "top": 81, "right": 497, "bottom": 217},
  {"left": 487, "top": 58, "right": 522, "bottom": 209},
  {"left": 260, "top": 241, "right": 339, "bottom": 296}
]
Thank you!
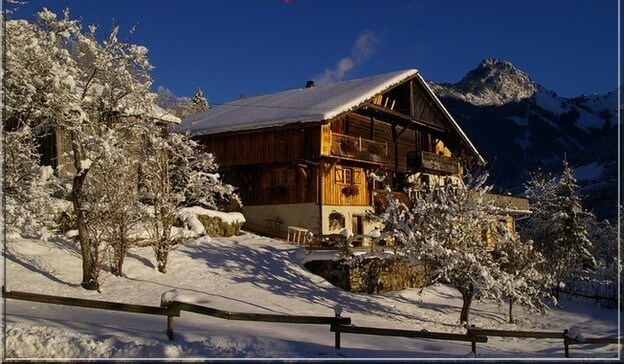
[
  {"left": 482, "top": 193, "right": 531, "bottom": 215},
  {"left": 330, "top": 132, "right": 389, "bottom": 164},
  {"left": 408, "top": 150, "right": 459, "bottom": 175}
]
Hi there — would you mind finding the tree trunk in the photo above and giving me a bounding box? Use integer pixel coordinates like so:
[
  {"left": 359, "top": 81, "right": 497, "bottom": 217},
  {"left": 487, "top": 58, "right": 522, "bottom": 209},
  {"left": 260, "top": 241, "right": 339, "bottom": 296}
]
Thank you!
[
  {"left": 460, "top": 290, "right": 474, "bottom": 324},
  {"left": 111, "top": 226, "right": 128, "bottom": 277},
  {"left": 156, "top": 239, "right": 169, "bottom": 273},
  {"left": 70, "top": 131, "right": 100, "bottom": 291},
  {"left": 508, "top": 299, "right": 514, "bottom": 323}
]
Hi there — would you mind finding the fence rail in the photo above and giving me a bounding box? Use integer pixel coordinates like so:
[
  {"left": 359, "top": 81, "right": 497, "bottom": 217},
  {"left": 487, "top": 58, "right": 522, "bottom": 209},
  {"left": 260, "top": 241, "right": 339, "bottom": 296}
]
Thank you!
[
  {"left": 331, "top": 324, "right": 486, "bottom": 351},
  {"left": 2, "top": 286, "right": 179, "bottom": 317},
  {"left": 167, "top": 301, "right": 350, "bottom": 325},
  {"left": 466, "top": 326, "right": 620, "bottom": 358},
  {"left": 3, "top": 287, "right": 620, "bottom": 358}
]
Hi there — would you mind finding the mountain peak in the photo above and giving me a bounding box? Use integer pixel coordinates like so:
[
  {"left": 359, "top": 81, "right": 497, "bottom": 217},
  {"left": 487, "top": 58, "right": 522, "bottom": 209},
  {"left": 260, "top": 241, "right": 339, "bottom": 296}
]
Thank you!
[{"left": 432, "top": 59, "right": 538, "bottom": 106}]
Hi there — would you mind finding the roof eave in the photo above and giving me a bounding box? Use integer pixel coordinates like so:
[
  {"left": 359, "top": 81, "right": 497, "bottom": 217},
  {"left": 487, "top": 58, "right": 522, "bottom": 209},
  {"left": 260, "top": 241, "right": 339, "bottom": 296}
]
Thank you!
[{"left": 413, "top": 73, "right": 487, "bottom": 166}]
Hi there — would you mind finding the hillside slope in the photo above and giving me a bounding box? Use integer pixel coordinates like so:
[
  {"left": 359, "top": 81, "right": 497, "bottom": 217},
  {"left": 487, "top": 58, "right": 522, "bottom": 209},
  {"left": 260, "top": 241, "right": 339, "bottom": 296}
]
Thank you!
[
  {"left": 430, "top": 59, "right": 619, "bottom": 221},
  {"left": 4, "top": 234, "right": 619, "bottom": 359}
]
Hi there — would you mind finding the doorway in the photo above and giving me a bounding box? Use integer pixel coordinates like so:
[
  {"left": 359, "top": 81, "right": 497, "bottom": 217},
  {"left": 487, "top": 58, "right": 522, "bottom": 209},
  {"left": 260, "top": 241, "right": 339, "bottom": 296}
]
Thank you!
[{"left": 351, "top": 215, "right": 363, "bottom": 235}]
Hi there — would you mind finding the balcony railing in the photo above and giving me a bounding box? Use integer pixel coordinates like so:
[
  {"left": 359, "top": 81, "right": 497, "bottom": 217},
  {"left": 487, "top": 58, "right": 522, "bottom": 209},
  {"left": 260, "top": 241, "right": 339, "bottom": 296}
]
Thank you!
[
  {"left": 330, "top": 132, "right": 389, "bottom": 164},
  {"left": 408, "top": 150, "right": 459, "bottom": 175}
]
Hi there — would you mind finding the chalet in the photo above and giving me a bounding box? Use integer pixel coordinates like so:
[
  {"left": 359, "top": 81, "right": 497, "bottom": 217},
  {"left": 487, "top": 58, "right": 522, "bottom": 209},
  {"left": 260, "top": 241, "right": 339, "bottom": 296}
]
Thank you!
[
  {"left": 175, "top": 70, "right": 529, "bottom": 237},
  {"left": 41, "top": 104, "right": 181, "bottom": 178}
]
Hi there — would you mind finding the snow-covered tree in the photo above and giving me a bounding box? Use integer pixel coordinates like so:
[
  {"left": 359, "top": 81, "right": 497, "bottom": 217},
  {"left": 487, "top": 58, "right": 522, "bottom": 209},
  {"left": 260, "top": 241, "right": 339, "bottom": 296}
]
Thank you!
[
  {"left": 4, "top": 8, "right": 155, "bottom": 290},
  {"left": 83, "top": 121, "right": 152, "bottom": 277},
  {"left": 141, "top": 131, "right": 240, "bottom": 273},
  {"left": 493, "top": 231, "right": 553, "bottom": 323},
  {"left": 586, "top": 211, "right": 619, "bottom": 276},
  {"left": 371, "top": 173, "right": 507, "bottom": 323},
  {"left": 4, "top": 8, "right": 240, "bottom": 288},
  {"left": 3, "top": 125, "right": 62, "bottom": 237},
  {"left": 191, "top": 87, "right": 209, "bottom": 113},
  {"left": 154, "top": 86, "right": 199, "bottom": 119},
  {"left": 524, "top": 159, "right": 596, "bottom": 283}
]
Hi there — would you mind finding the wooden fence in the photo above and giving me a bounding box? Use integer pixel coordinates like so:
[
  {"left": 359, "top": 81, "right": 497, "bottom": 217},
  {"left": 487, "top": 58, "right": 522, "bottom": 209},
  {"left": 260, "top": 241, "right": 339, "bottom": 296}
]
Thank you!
[
  {"left": 330, "top": 324, "right": 487, "bottom": 351},
  {"left": 466, "top": 326, "right": 620, "bottom": 358},
  {"left": 161, "top": 300, "right": 350, "bottom": 342},
  {"left": 554, "top": 273, "right": 620, "bottom": 304},
  {"left": 2, "top": 287, "right": 620, "bottom": 358}
]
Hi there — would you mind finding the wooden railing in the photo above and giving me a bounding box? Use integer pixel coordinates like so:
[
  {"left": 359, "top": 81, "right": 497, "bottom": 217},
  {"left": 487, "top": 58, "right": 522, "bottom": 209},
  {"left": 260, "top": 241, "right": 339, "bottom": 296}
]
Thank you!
[
  {"left": 2, "top": 286, "right": 181, "bottom": 340},
  {"left": 3, "top": 287, "right": 620, "bottom": 358},
  {"left": 407, "top": 150, "right": 460, "bottom": 175},
  {"left": 466, "top": 326, "right": 620, "bottom": 358},
  {"left": 482, "top": 193, "right": 531, "bottom": 213},
  {"left": 330, "top": 132, "right": 389, "bottom": 164}
]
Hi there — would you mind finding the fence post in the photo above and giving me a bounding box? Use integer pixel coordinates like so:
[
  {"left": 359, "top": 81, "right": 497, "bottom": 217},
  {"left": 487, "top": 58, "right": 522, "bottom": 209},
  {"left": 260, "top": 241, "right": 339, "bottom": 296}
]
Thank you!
[
  {"left": 563, "top": 329, "right": 569, "bottom": 358},
  {"left": 466, "top": 325, "right": 477, "bottom": 355},
  {"left": 167, "top": 315, "right": 175, "bottom": 341},
  {"left": 161, "top": 290, "right": 179, "bottom": 341},
  {"left": 333, "top": 305, "right": 342, "bottom": 350}
]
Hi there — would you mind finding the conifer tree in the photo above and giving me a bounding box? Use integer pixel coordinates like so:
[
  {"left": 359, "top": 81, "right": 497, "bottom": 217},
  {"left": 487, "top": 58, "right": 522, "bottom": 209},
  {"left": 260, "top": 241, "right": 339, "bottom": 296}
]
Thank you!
[
  {"left": 191, "top": 87, "right": 209, "bottom": 113},
  {"left": 524, "top": 159, "right": 596, "bottom": 283}
]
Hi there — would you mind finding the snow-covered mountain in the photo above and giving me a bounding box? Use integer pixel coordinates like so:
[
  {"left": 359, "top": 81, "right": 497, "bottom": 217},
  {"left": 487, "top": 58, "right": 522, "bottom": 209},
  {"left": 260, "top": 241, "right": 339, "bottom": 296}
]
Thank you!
[
  {"left": 430, "top": 59, "right": 619, "bottom": 221},
  {"left": 431, "top": 59, "right": 537, "bottom": 106}
]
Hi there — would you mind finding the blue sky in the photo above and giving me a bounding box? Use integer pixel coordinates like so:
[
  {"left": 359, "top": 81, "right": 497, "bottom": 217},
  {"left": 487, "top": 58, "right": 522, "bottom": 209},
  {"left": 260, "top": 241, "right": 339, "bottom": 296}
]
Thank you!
[{"left": 8, "top": 0, "right": 619, "bottom": 103}]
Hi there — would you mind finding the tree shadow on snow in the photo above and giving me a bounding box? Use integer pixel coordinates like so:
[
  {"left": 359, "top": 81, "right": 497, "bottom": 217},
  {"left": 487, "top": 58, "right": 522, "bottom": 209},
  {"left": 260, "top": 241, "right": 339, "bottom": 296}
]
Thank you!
[
  {"left": 175, "top": 238, "right": 463, "bottom": 328},
  {"left": 126, "top": 251, "right": 156, "bottom": 269},
  {"left": 4, "top": 249, "right": 80, "bottom": 287}
]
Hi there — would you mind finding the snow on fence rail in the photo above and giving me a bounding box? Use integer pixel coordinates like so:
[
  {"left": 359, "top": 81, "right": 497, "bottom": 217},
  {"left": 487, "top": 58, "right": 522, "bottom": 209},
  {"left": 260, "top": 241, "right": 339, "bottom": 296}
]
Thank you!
[{"left": 2, "top": 286, "right": 620, "bottom": 358}]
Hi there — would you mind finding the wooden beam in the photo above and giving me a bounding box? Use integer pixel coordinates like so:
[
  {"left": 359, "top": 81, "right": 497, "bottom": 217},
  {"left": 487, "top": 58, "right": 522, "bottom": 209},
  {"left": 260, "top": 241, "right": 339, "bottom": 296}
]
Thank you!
[
  {"left": 409, "top": 80, "right": 415, "bottom": 118},
  {"left": 391, "top": 123, "right": 399, "bottom": 171},
  {"left": 395, "top": 123, "right": 410, "bottom": 141},
  {"left": 364, "top": 102, "right": 447, "bottom": 133}
]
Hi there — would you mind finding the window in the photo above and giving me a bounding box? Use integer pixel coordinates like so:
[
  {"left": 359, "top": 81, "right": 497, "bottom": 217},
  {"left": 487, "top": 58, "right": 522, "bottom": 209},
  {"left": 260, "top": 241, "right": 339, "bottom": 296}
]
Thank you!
[
  {"left": 335, "top": 167, "right": 359, "bottom": 185},
  {"left": 344, "top": 168, "right": 353, "bottom": 185}
]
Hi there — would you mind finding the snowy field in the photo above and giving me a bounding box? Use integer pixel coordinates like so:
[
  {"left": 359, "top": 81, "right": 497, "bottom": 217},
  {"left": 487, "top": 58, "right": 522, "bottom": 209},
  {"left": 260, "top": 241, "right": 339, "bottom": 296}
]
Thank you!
[{"left": 3, "top": 232, "right": 620, "bottom": 360}]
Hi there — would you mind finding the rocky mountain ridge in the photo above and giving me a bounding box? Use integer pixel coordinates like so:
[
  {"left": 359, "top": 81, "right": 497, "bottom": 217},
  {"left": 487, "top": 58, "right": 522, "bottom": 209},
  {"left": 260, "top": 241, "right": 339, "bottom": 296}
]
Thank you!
[{"left": 430, "top": 59, "right": 619, "bottom": 221}]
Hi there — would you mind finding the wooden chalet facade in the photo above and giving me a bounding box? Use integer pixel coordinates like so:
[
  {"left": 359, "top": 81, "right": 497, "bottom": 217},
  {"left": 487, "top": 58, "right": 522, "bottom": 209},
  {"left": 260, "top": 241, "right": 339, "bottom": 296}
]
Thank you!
[{"left": 176, "top": 70, "right": 528, "bottom": 235}]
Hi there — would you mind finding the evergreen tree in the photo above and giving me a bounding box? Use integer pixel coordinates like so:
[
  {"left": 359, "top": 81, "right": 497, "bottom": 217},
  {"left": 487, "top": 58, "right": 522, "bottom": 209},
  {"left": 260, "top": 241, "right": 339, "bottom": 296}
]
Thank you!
[
  {"left": 555, "top": 159, "right": 596, "bottom": 273},
  {"left": 524, "top": 159, "right": 596, "bottom": 283},
  {"left": 191, "top": 87, "right": 209, "bottom": 113}
]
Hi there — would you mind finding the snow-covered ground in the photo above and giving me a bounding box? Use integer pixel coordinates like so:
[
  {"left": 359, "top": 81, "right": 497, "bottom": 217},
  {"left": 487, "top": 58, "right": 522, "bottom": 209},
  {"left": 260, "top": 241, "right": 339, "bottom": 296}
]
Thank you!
[{"left": 3, "top": 232, "right": 620, "bottom": 359}]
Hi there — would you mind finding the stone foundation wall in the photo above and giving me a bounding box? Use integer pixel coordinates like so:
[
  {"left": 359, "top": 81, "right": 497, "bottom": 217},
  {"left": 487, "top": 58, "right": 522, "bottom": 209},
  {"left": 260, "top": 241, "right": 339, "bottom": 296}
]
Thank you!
[{"left": 304, "top": 258, "right": 429, "bottom": 293}]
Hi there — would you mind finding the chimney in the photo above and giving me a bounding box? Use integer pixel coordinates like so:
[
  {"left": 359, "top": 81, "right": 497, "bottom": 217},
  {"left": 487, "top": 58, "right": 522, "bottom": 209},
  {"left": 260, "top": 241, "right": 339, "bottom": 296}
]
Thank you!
[{"left": 305, "top": 80, "right": 315, "bottom": 88}]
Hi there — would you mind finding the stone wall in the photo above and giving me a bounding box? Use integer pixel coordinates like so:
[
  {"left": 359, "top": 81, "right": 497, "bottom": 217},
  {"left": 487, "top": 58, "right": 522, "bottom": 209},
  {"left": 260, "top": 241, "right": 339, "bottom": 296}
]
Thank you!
[
  {"left": 196, "top": 215, "right": 243, "bottom": 237},
  {"left": 304, "top": 257, "right": 429, "bottom": 293}
]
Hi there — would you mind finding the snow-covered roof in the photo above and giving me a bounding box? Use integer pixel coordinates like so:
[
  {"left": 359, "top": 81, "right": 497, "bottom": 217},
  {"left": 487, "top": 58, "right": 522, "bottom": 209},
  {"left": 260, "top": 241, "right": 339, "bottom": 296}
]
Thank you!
[
  {"left": 151, "top": 104, "right": 181, "bottom": 125},
  {"left": 175, "top": 69, "right": 483, "bottom": 164},
  {"left": 175, "top": 70, "right": 418, "bottom": 136}
]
